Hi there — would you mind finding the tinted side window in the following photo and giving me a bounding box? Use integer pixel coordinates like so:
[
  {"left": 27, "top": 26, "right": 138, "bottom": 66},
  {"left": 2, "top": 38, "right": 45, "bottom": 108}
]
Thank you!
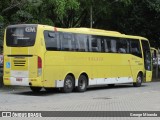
[
  {"left": 89, "top": 36, "right": 101, "bottom": 52},
  {"left": 75, "top": 34, "right": 88, "bottom": 52},
  {"left": 130, "top": 40, "right": 142, "bottom": 57},
  {"left": 44, "top": 31, "right": 60, "bottom": 51},
  {"left": 141, "top": 40, "right": 151, "bottom": 70},
  {"left": 104, "top": 37, "right": 111, "bottom": 52},
  {"left": 103, "top": 37, "right": 118, "bottom": 53},
  {"left": 110, "top": 38, "right": 117, "bottom": 53},
  {"left": 61, "top": 33, "right": 75, "bottom": 51},
  {"left": 117, "top": 39, "right": 129, "bottom": 53}
]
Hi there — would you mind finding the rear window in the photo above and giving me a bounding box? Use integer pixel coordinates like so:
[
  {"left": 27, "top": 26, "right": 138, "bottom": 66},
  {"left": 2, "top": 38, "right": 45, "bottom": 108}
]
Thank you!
[{"left": 6, "top": 25, "right": 37, "bottom": 47}]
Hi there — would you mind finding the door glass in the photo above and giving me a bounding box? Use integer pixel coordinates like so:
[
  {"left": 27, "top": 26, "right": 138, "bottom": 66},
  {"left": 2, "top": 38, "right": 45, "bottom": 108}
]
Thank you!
[{"left": 141, "top": 40, "right": 152, "bottom": 71}]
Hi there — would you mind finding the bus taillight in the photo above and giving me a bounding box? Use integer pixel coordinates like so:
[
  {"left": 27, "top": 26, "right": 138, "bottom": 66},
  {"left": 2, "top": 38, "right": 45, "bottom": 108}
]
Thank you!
[{"left": 38, "top": 56, "right": 42, "bottom": 76}]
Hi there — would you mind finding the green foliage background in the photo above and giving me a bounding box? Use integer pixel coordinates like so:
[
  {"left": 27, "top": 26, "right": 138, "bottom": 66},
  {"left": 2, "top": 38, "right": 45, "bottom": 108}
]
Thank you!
[{"left": 0, "top": 0, "right": 160, "bottom": 51}]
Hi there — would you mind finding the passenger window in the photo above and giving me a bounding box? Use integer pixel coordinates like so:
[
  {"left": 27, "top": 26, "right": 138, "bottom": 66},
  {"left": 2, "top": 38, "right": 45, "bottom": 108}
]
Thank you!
[
  {"left": 44, "top": 31, "right": 60, "bottom": 51},
  {"left": 104, "top": 38, "right": 111, "bottom": 52},
  {"left": 117, "top": 39, "right": 128, "bottom": 53},
  {"left": 104, "top": 37, "right": 118, "bottom": 53},
  {"left": 130, "top": 40, "right": 142, "bottom": 57},
  {"left": 61, "top": 33, "right": 75, "bottom": 51},
  {"left": 89, "top": 36, "right": 101, "bottom": 52},
  {"left": 110, "top": 39, "right": 117, "bottom": 53},
  {"left": 75, "top": 34, "right": 88, "bottom": 52}
]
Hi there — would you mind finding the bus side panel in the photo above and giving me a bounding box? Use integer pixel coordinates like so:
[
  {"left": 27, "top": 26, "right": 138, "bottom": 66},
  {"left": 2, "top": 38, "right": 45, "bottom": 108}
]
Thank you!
[
  {"left": 110, "top": 54, "right": 132, "bottom": 78},
  {"left": 43, "top": 52, "right": 92, "bottom": 88},
  {"left": 42, "top": 42, "right": 151, "bottom": 86},
  {"left": 43, "top": 51, "right": 143, "bottom": 88},
  {"left": 96, "top": 53, "right": 133, "bottom": 84},
  {"left": 129, "top": 55, "right": 144, "bottom": 82},
  {"left": 43, "top": 52, "right": 64, "bottom": 87},
  {"left": 43, "top": 66, "right": 64, "bottom": 87}
]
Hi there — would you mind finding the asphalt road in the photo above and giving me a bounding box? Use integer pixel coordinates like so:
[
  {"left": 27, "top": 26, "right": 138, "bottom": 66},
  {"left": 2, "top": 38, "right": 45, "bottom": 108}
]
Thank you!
[{"left": 0, "top": 82, "right": 160, "bottom": 119}]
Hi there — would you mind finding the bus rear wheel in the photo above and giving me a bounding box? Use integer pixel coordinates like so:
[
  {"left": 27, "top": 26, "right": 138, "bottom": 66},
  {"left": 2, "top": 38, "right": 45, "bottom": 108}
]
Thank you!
[
  {"left": 133, "top": 73, "right": 142, "bottom": 87},
  {"left": 30, "top": 87, "right": 42, "bottom": 93},
  {"left": 62, "top": 75, "right": 74, "bottom": 93},
  {"left": 76, "top": 75, "right": 87, "bottom": 92}
]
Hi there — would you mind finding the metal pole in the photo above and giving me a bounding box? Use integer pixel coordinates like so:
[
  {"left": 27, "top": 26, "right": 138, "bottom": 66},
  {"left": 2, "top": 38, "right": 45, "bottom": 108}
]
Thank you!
[{"left": 90, "top": 5, "right": 92, "bottom": 28}]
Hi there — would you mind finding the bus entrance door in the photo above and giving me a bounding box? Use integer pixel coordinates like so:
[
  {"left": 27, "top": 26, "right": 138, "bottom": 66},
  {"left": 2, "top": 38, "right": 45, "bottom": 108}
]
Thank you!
[
  {"left": 141, "top": 40, "right": 152, "bottom": 82},
  {"left": 145, "top": 50, "right": 152, "bottom": 82}
]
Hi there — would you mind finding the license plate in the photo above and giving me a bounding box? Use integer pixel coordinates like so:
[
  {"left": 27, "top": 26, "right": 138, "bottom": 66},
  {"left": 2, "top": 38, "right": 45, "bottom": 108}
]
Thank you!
[{"left": 16, "top": 78, "right": 22, "bottom": 82}]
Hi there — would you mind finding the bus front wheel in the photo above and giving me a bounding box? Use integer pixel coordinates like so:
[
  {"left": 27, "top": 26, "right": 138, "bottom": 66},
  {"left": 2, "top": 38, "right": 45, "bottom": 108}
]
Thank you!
[
  {"left": 30, "top": 86, "right": 42, "bottom": 93},
  {"left": 133, "top": 73, "right": 142, "bottom": 87},
  {"left": 62, "top": 75, "right": 74, "bottom": 93},
  {"left": 76, "top": 75, "right": 87, "bottom": 92}
]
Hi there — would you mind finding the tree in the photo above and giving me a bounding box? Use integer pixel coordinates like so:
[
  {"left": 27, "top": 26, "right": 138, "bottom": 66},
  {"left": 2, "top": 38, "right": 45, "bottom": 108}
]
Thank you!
[
  {"left": 108, "top": 0, "right": 160, "bottom": 48},
  {"left": 0, "top": 0, "right": 160, "bottom": 47}
]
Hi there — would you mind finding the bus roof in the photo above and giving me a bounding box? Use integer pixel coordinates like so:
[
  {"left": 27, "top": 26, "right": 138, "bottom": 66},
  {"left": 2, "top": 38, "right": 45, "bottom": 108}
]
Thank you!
[
  {"left": 40, "top": 24, "right": 148, "bottom": 41},
  {"left": 67, "top": 28, "right": 121, "bottom": 34},
  {"left": 122, "top": 34, "right": 148, "bottom": 40},
  {"left": 8, "top": 24, "right": 148, "bottom": 41},
  {"left": 7, "top": 24, "right": 38, "bottom": 28},
  {"left": 65, "top": 27, "right": 148, "bottom": 41}
]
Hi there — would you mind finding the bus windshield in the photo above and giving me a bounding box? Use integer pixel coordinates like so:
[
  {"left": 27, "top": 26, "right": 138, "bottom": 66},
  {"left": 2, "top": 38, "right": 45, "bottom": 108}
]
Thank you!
[{"left": 6, "top": 26, "right": 37, "bottom": 47}]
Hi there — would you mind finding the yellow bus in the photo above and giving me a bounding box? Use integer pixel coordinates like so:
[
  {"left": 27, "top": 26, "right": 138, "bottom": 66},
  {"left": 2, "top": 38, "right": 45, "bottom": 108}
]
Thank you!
[
  {"left": 3, "top": 24, "right": 152, "bottom": 93},
  {"left": 151, "top": 47, "right": 158, "bottom": 66},
  {"left": 150, "top": 47, "right": 159, "bottom": 79}
]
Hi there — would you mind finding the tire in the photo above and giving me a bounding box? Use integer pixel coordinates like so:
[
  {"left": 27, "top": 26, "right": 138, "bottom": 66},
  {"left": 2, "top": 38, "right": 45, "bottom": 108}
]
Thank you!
[
  {"left": 30, "top": 87, "right": 42, "bottom": 93},
  {"left": 62, "top": 75, "right": 74, "bottom": 93},
  {"left": 108, "top": 84, "right": 115, "bottom": 88},
  {"left": 76, "top": 75, "right": 88, "bottom": 92},
  {"left": 133, "top": 73, "right": 142, "bottom": 87}
]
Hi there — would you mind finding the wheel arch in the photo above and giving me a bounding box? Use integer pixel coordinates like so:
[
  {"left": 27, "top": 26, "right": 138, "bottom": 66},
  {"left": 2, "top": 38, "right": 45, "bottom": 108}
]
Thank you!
[
  {"left": 138, "top": 71, "right": 143, "bottom": 82},
  {"left": 64, "top": 73, "right": 76, "bottom": 88},
  {"left": 79, "top": 72, "right": 89, "bottom": 86},
  {"left": 133, "top": 71, "right": 143, "bottom": 82},
  {"left": 133, "top": 71, "right": 143, "bottom": 87}
]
